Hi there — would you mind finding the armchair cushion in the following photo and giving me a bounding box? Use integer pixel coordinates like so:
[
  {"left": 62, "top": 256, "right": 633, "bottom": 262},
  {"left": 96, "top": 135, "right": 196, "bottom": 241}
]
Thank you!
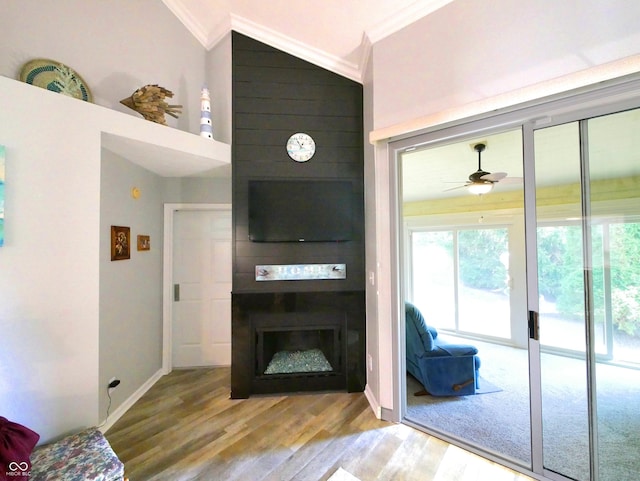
[
  {"left": 405, "top": 302, "right": 438, "bottom": 351},
  {"left": 431, "top": 342, "right": 478, "bottom": 358},
  {"left": 405, "top": 302, "right": 481, "bottom": 396},
  {"left": 30, "top": 427, "right": 125, "bottom": 481}
]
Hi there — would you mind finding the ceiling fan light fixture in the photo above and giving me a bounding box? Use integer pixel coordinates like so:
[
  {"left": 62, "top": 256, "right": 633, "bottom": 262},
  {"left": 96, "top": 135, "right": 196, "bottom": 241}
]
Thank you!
[{"left": 467, "top": 182, "right": 494, "bottom": 195}]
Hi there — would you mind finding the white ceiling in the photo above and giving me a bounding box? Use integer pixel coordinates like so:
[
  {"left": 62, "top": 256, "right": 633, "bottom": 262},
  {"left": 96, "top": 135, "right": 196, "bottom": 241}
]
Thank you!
[
  {"left": 162, "top": 0, "right": 455, "bottom": 82},
  {"left": 401, "top": 108, "right": 640, "bottom": 203}
]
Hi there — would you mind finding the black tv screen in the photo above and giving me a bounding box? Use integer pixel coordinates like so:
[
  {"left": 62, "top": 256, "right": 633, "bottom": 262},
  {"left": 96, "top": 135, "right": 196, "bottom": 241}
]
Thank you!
[{"left": 248, "top": 180, "right": 353, "bottom": 242}]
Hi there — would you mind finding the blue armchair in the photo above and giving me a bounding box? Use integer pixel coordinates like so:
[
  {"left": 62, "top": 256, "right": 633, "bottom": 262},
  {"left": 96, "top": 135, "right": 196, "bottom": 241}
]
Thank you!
[{"left": 405, "top": 302, "right": 481, "bottom": 396}]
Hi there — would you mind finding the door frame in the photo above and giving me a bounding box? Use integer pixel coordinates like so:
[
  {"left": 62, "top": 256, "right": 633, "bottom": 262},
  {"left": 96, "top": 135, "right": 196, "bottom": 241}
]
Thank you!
[
  {"left": 162, "top": 203, "right": 232, "bottom": 374},
  {"left": 387, "top": 76, "right": 640, "bottom": 480}
]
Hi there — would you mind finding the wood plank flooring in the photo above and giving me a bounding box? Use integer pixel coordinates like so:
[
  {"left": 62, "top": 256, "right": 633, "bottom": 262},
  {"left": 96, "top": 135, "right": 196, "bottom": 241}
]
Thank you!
[{"left": 105, "top": 368, "right": 534, "bottom": 481}]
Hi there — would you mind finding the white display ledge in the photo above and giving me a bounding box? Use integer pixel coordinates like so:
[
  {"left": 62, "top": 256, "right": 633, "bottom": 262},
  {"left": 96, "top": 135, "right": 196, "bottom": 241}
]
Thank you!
[
  {"left": 2, "top": 75, "right": 230, "bottom": 178},
  {"left": 97, "top": 97, "right": 231, "bottom": 177},
  {"left": 101, "top": 129, "right": 230, "bottom": 178}
]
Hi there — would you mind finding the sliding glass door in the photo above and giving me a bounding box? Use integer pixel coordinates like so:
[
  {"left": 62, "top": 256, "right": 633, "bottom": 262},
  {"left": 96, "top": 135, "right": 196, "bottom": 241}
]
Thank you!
[
  {"left": 397, "top": 86, "right": 640, "bottom": 481},
  {"left": 402, "top": 128, "right": 532, "bottom": 465},
  {"left": 533, "top": 107, "right": 640, "bottom": 480}
]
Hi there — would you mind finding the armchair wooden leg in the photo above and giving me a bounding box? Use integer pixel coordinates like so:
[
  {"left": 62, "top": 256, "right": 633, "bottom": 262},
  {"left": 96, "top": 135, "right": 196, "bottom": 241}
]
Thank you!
[
  {"left": 452, "top": 378, "right": 474, "bottom": 392},
  {"left": 414, "top": 389, "right": 430, "bottom": 396}
]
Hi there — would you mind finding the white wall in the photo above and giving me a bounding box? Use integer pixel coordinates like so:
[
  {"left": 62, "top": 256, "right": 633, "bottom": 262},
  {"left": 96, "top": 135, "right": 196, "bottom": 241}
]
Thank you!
[
  {"left": 369, "top": 0, "right": 640, "bottom": 414},
  {"left": 0, "top": 79, "right": 101, "bottom": 442},
  {"left": 206, "top": 33, "right": 233, "bottom": 145},
  {"left": 99, "top": 151, "right": 165, "bottom": 423},
  {"left": 372, "top": 0, "right": 640, "bottom": 131},
  {"left": 362, "top": 53, "right": 380, "bottom": 411},
  {"left": 0, "top": 0, "right": 206, "bottom": 134},
  {"left": 0, "top": 1, "right": 210, "bottom": 442},
  {"left": 164, "top": 177, "right": 233, "bottom": 205}
]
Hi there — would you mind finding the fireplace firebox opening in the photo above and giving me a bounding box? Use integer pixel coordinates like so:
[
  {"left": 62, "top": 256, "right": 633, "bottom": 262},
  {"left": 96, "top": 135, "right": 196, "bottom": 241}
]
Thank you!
[
  {"left": 256, "top": 326, "right": 342, "bottom": 377},
  {"left": 231, "top": 292, "right": 364, "bottom": 398}
]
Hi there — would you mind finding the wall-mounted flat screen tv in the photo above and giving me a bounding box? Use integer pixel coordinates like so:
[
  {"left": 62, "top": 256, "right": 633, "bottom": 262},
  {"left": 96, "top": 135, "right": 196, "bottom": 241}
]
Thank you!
[{"left": 248, "top": 180, "right": 353, "bottom": 242}]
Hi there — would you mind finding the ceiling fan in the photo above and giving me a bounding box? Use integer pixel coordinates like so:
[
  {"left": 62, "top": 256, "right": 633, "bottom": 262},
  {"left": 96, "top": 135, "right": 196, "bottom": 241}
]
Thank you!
[{"left": 446, "top": 143, "right": 520, "bottom": 195}]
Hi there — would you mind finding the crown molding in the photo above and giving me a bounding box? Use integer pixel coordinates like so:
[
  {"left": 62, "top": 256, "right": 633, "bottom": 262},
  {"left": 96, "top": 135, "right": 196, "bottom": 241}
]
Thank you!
[
  {"left": 229, "top": 14, "right": 362, "bottom": 83},
  {"left": 162, "top": 0, "right": 210, "bottom": 47},
  {"left": 359, "top": 33, "right": 373, "bottom": 78},
  {"left": 164, "top": 0, "right": 455, "bottom": 83},
  {"left": 366, "top": 0, "right": 455, "bottom": 44},
  {"left": 205, "top": 16, "right": 233, "bottom": 50}
]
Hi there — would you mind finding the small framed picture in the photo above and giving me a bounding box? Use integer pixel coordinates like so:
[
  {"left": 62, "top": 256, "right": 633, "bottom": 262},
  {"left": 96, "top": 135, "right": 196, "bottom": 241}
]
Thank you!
[
  {"left": 111, "top": 226, "right": 130, "bottom": 261},
  {"left": 137, "top": 234, "right": 150, "bottom": 251}
]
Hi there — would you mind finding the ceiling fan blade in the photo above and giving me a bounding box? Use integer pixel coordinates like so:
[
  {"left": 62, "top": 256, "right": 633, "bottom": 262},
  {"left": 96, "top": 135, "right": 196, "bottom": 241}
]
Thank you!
[
  {"left": 497, "top": 176, "right": 523, "bottom": 184},
  {"left": 480, "top": 171, "right": 507, "bottom": 182},
  {"left": 443, "top": 184, "right": 469, "bottom": 192}
]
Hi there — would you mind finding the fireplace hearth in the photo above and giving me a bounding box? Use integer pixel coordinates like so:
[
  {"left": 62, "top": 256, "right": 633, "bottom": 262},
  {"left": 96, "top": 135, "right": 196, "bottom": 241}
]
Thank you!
[{"left": 231, "top": 291, "right": 365, "bottom": 398}]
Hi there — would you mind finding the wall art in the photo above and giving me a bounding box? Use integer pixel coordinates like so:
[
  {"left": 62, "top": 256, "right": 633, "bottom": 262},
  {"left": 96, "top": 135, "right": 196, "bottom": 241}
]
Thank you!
[
  {"left": 20, "top": 58, "right": 93, "bottom": 102},
  {"left": 137, "top": 234, "right": 150, "bottom": 251},
  {"left": 120, "top": 84, "right": 182, "bottom": 125},
  {"left": 110, "top": 225, "right": 130, "bottom": 260}
]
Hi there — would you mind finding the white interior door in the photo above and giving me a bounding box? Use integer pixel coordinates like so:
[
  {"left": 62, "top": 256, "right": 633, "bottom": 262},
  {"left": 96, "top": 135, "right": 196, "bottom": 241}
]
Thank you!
[{"left": 172, "top": 208, "right": 232, "bottom": 368}]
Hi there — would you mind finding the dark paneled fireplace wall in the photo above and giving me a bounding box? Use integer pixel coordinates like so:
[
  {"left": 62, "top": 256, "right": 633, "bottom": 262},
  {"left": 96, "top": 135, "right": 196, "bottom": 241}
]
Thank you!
[{"left": 231, "top": 32, "right": 365, "bottom": 398}]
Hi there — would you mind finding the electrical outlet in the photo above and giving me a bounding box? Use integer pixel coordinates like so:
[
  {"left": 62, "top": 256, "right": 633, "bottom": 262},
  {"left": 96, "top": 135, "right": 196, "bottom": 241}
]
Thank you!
[
  {"left": 367, "top": 354, "right": 373, "bottom": 372},
  {"left": 107, "top": 377, "right": 121, "bottom": 392}
]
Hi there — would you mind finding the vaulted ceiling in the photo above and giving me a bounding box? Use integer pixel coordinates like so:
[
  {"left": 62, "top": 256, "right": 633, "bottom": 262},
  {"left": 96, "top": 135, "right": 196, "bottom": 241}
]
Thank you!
[
  {"left": 162, "top": 1, "right": 640, "bottom": 205},
  {"left": 162, "top": 0, "right": 454, "bottom": 82}
]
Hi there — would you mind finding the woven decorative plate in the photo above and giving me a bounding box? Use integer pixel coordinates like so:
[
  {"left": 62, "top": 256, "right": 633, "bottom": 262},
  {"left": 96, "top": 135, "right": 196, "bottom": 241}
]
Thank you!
[{"left": 19, "top": 58, "right": 92, "bottom": 102}]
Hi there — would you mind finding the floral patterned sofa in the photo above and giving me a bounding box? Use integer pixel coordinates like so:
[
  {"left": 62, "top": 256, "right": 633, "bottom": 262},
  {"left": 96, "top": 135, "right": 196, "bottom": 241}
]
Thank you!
[{"left": 30, "top": 427, "right": 126, "bottom": 481}]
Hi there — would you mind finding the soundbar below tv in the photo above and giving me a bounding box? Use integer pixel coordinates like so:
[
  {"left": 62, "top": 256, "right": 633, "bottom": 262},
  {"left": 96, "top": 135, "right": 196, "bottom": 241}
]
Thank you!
[{"left": 248, "top": 179, "right": 353, "bottom": 242}]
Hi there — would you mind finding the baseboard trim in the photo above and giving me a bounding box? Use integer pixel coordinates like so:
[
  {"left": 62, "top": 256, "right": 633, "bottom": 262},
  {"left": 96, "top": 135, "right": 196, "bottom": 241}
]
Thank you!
[
  {"left": 380, "top": 407, "right": 395, "bottom": 422},
  {"left": 363, "top": 383, "right": 382, "bottom": 419},
  {"left": 98, "top": 368, "right": 164, "bottom": 433}
]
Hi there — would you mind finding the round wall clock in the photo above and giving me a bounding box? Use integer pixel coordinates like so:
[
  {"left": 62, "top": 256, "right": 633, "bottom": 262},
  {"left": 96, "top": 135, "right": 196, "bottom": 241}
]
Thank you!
[{"left": 286, "top": 132, "right": 316, "bottom": 162}]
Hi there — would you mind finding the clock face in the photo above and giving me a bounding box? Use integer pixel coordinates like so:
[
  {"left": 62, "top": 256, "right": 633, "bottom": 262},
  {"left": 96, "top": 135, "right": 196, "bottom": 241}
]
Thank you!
[{"left": 286, "top": 132, "right": 315, "bottom": 162}]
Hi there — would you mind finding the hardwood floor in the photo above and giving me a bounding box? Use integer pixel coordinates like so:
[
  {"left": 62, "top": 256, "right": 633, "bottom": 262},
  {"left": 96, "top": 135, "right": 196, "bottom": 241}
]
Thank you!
[{"left": 105, "top": 368, "right": 533, "bottom": 481}]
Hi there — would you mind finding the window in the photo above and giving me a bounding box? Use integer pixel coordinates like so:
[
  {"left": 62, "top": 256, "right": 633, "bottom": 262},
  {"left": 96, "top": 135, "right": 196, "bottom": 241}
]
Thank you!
[
  {"left": 538, "top": 220, "right": 640, "bottom": 364},
  {"left": 410, "top": 227, "right": 511, "bottom": 340}
]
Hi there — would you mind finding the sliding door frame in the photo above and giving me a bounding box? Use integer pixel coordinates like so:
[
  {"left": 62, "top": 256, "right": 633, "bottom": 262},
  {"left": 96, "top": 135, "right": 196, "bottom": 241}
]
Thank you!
[
  {"left": 528, "top": 100, "right": 640, "bottom": 481},
  {"left": 387, "top": 74, "right": 640, "bottom": 481}
]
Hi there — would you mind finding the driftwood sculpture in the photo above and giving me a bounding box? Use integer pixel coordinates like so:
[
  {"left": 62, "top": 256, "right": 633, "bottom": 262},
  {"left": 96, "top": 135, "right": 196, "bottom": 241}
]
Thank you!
[{"left": 120, "top": 84, "right": 182, "bottom": 125}]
